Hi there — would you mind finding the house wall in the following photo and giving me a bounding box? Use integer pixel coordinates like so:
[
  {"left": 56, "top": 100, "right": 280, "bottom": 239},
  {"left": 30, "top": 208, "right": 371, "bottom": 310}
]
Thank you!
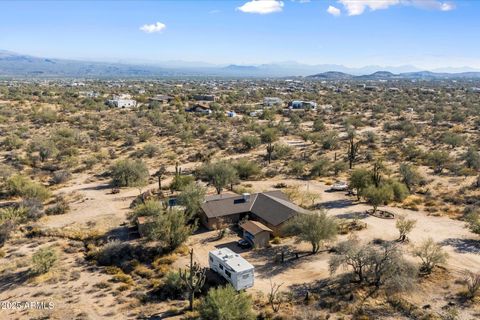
[
  {"left": 200, "top": 212, "right": 242, "bottom": 230},
  {"left": 243, "top": 230, "right": 270, "bottom": 248}
]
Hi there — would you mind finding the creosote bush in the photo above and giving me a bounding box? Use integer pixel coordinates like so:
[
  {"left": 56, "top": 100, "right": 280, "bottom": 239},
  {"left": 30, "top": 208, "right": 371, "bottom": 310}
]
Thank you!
[{"left": 32, "top": 246, "right": 57, "bottom": 274}]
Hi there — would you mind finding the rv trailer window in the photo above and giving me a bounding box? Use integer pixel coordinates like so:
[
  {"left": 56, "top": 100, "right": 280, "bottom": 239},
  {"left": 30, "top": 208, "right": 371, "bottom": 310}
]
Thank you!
[
  {"left": 225, "top": 270, "right": 231, "bottom": 278},
  {"left": 242, "top": 274, "right": 249, "bottom": 279},
  {"left": 219, "top": 265, "right": 223, "bottom": 270}
]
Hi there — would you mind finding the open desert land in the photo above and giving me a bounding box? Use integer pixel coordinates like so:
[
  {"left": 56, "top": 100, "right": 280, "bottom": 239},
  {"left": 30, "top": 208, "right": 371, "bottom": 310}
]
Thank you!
[{"left": 1, "top": 79, "right": 480, "bottom": 320}]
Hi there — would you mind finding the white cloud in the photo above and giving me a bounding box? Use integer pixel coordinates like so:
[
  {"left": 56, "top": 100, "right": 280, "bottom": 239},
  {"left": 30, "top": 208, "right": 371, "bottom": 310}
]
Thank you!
[
  {"left": 237, "top": 0, "right": 284, "bottom": 14},
  {"left": 140, "top": 22, "right": 166, "bottom": 33},
  {"left": 327, "top": 5, "right": 341, "bottom": 16},
  {"left": 338, "top": 0, "right": 399, "bottom": 16},
  {"left": 338, "top": 0, "right": 455, "bottom": 16}
]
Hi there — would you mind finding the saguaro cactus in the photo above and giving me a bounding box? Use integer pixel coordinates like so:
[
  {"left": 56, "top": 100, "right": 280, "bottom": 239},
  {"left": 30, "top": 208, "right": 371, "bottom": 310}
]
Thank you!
[{"left": 180, "top": 249, "right": 206, "bottom": 310}]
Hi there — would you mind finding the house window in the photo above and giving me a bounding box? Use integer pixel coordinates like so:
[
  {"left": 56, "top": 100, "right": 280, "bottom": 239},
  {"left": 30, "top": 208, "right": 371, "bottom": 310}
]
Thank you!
[{"left": 225, "top": 270, "right": 231, "bottom": 278}]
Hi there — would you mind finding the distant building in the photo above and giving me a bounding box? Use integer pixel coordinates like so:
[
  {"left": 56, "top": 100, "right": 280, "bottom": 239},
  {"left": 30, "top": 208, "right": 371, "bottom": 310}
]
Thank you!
[
  {"left": 192, "top": 94, "right": 217, "bottom": 102},
  {"left": 106, "top": 94, "right": 137, "bottom": 108},
  {"left": 263, "top": 97, "right": 282, "bottom": 107},
  {"left": 288, "top": 100, "right": 317, "bottom": 110},
  {"left": 149, "top": 94, "right": 174, "bottom": 104},
  {"left": 240, "top": 220, "right": 272, "bottom": 248},
  {"left": 185, "top": 103, "right": 212, "bottom": 115}
]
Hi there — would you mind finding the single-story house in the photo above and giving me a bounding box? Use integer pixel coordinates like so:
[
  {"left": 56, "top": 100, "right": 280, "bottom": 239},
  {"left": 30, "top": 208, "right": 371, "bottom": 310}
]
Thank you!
[
  {"left": 240, "top": 220, "right": 272, "bottom": 248},
  {"left": 200, "top": 191, "right": 308, "bottom": 236},
  {"left": 288, "top": 100, "right": 317, "bottom": 110},
  {"left": 185, "top": 103, "right": 212, "bottom": 115},
  {"left": 149, "top": 94, "right": 174, "bottom": 104}
]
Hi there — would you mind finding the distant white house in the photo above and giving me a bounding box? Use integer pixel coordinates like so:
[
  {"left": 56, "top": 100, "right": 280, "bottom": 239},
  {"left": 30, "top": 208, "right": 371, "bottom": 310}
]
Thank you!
[
  {"left": 209, "top": 248, "right": 254, "bottom": 291},
  {"left": 263, "top": 97, "right": 282, "bottom": 107},
  {"left": 288, "top": 100, "right": 317, "bottom": 110},
  {"left": 106, "top": 94, "right": 137, "bottom": 108}
]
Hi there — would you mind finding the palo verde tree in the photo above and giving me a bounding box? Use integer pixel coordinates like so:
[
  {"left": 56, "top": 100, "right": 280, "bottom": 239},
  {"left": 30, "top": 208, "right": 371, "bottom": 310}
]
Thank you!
[
  {"left": 177, "top": 182, "right": 206, "bottom": 219},
  {"left": 147, "top": 208, "right": 196, "bottom": 251},
  {"left": 396, "top": 214, "right": 417, "bottom": 242},
  {"left": 363, "top": 185, "right": 393, "bottom": 213},
  {"left": 199, "top": 161, "right": 238, "bottom": 194},
  {"left": 282, "top": 210, "right": 337, "bottom": 254},
  {"left": 349, "top": 168, "right": 373, "bottom": 201},
  {"left": 110, "top": 159, "right": 149, "bottom": 188}
]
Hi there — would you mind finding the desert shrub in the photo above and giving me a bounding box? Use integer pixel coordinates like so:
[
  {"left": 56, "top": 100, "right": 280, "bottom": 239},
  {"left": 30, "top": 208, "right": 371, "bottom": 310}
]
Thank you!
[
  {"left": 5, "top": 175, "right": 51, "bottom": 201},
  {"left": 0, "top": 221, "right": 15, "bottom": 247},
  {"left": 363, "top": 185, "right": 394, "bottom": 213},
  {"left": 45, "top": 196, "right": 70, "bottom": 215},
  {"left": 462, "top": 270, "right": 480, "bottom": 300},
  {"left": 199, "top": 285, "right": 255, "bottom": 320},
  {"left": 170, "top": 174, "right": 195, "bottom": 192},
  {"left": 95, "top": 240, "right": 133, "bottom": 266},
  {"left": 131, "top": 200, "right": 163, "bottom": 222},
  {"left": 0, "top": 206, "right": 28, "bottom": 224},
  {"left": 32, "top": 247, "right": 57, "bottom": 274},
  {"left": 240, "top": 135, "right": 260, "bottom": 150},
  {"left": 134, "top": 265, "right": 154, "bottom": 278},
  {"left": 413, "top": 238, "right": 448, "bottom": 274},
  {"left": 160, "top": 270, "right": 186, "bottom": 299},
  {"left": 388, "top": 180, "right": 409, "bottom": 202},
  {"left": 309, "top": 157, "right": 331, "bottom": 177},
  {"left": 270, "top": 143, "right": 292, "bottom": 160},
  {"left": 110, "top": 159, "right": 149, "bottom": 187},
  {"left": 51, "top": 170, "right": 71, "bottom": 184},
  {"left": 233, "top": 159, "right": 260, "bottom": 180},
  {"left": 2, "top": 134, "right": 23, "bottom": 150},
  {"left": 20, "top": 199, "right": 44, "bottom": 221}
]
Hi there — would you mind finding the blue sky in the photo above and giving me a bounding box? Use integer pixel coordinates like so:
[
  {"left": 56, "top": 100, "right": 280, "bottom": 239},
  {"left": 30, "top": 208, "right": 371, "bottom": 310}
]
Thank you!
[{"left": 0, "top": 0, "right": 478, "bottom": 69}]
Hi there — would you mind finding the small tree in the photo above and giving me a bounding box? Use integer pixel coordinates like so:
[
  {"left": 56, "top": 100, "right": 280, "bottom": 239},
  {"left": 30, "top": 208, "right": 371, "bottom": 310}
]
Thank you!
[
  {"left": 413, "top": 238, "right": 448, "bottom": 274},
  {"left": 233, "top": 159, "right": 260, "bottom": 180},
  {"left": 363, "top": 185, "right": 393, "bottom": 213},
  {"left": 399, "top": 163, "right": 422, "bottom": 192},
  {"left": 177, "top": 182, "right": 206, "bottom": 218},
  {"left": 32, "top": 247, "right": 57, "bottom": 274},
  {"left": 110, "top": 159, "right": 149, "bottom": 188},
  {"left": 180, "top": 249, "right": 206, "bottom": 311},
  {"left": 463, "top": 147, "right": 480, "bottom": 170},
  {"left": 396, "top": 215, "right": 417, "bottom": 242},
  {"left": 329, "top": 238, "right": 372, "bottom": 283},
  {"left": 200, "top": 161, "right": 238, "bottom": 194},
  {"left": 282, "top": 211, "right": 337, "bottom": 253},
  {"left": 349, "top": 169, "right": 372, "bottom": 200},
  {"left": 427, "top": 150, "right": 451, "bottom": 174},
  {"left": 147, "top": 208, "right": 196, "bottom": 251},
  {"left": 199, "top": 285, "right": 255, "bottom": 320}
]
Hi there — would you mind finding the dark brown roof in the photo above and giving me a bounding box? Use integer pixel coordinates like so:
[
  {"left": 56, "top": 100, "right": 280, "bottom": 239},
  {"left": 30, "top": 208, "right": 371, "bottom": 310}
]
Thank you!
[
  {"left": 240, "top": 220, "right": 272, "bottom": 235},
  {"left": 201, "top": 190, "right": 307, "bottom": 226}
]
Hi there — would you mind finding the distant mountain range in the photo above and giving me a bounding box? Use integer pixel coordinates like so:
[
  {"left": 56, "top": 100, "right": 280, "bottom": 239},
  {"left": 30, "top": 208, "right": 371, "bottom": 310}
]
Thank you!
[
  {"left": 307, "top": 70, "right": 480, "bottom": 80},
  {"left": 1, "top": 49, "right": 480, "bottom": 79}
]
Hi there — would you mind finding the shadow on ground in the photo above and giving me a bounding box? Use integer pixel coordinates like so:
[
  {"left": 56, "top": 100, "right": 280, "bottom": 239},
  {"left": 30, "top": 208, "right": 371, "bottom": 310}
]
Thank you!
[{"left": 440, "top": 238, "right": 480, "bottom": 254}]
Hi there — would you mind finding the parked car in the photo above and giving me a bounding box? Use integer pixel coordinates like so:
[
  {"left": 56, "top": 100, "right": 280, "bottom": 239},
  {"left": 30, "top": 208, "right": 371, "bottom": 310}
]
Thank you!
[
  {"left": 329, "top": 182, "right": 349, "bottom": 191},
  {"left": 237, "top": 239, "right": 252, "bottom": 249}
]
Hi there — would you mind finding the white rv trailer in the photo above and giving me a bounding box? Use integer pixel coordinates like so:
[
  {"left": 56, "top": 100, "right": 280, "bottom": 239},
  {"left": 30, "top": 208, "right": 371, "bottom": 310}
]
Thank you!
[{"left": 208, "top": 248, "right": 254, "bottom": 291}]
